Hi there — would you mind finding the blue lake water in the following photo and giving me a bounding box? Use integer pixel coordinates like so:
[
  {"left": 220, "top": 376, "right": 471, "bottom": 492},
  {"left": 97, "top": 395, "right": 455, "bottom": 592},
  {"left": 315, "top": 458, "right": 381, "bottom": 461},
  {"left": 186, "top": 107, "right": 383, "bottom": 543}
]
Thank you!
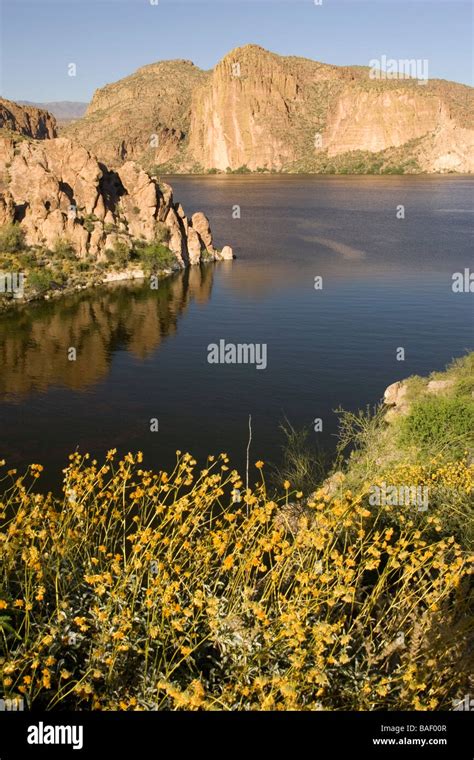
[{"left": 0, "top": 175, "right": 472, "bottom": 488}]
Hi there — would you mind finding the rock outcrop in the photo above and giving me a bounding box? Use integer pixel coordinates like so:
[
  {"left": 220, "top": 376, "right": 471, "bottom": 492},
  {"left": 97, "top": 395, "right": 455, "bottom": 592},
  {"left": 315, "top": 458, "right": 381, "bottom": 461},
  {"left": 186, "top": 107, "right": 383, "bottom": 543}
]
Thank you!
[
  {"left": 63, "top": 45, "right": 474, "bottom": 174},
  {"left": 383, "top": 380, "right": 410, "bottom": 423},
  {"left": 0, "top": 135, "right": 232, "bottom": 262},
  {"left": 0, "top": 98, "right": 57, "bottom": 139},
  {"left": 383, "top": 374, "right": 460, "bottom": 423}
]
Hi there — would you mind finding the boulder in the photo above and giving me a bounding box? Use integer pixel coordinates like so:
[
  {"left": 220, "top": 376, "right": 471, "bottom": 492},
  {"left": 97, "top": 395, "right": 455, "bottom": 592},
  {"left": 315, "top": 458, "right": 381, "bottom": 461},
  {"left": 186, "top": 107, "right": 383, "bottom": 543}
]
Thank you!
[
  {"left": 383, "top": 380, "right": 410, "bottom": 423},
  {"left": 219, "top": 245, "right": 234, "bottom": 260},
  {"left": 186, "top": 227, "right": 202, "bottom": 265},
  {"left": 164, "top": 206, "right": 186, "bottom": 266},
  {"left": 384, "top": 380, "right": 408, "bottom": 407},
  {"left": 427, "top": 379, "right": 454, "bottom": 395}
]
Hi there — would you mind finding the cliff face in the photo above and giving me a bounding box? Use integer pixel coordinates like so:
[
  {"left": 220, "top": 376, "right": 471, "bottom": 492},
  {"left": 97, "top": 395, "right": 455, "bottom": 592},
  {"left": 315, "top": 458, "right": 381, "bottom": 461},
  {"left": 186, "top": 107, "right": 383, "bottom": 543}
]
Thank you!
[
  {"left": 324, "top": 89, "right": 444, "bottom": 155},
  {"left": 0, "top": 135, "right": 232, "bottom": 262},
  {"left": 188, "top": 45, "right": 341, "bottom": 170},
  {"left": 0, "top": 97, "right": 57, "bottom": 139},
  {"left": 322, "top": 83, "right": 474, "bottom": 171},
  {"left": 63, "top": 45, "right": 474, "bottom": 174}
]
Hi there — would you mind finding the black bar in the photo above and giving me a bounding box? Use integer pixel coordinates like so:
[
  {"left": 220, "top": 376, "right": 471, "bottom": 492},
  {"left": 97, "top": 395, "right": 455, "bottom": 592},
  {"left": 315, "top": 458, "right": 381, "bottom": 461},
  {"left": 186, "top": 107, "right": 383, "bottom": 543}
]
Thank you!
[{"left": 0, "top": 710, "right": 472, "bottom": 758}]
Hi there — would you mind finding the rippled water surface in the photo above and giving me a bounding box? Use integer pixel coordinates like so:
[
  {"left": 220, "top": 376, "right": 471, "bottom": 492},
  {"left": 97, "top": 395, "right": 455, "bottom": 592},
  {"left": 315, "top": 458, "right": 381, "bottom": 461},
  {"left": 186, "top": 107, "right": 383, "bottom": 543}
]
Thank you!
[{"left": 1, "top": 175, "right": 472, "bottom": 487}]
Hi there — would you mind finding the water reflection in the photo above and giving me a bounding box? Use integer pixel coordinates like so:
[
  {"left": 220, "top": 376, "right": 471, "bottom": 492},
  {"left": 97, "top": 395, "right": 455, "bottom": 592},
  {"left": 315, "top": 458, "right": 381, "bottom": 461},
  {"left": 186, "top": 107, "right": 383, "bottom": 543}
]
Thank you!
[{"left": 0, "top": 265, "right": 215, "bottom": 399}]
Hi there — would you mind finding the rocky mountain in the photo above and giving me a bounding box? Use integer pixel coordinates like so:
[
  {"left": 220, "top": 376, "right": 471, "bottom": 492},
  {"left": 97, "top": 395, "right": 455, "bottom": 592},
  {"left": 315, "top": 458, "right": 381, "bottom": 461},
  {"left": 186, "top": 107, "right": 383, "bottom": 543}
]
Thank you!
[
  {"left": 19, "top": 101, "right": 88, "bottom": 124},
  {"left": 0, "top": 135, "right": 232, "bottom": 262},
  {"left": 0, "top": 97, "right": 57, "bottom": 139},
  {"left": 64, "top": 45, "right": 474, "bottom": 174},
  {"left": 65, "top": 59, "right": 207, "bottom": 167}
]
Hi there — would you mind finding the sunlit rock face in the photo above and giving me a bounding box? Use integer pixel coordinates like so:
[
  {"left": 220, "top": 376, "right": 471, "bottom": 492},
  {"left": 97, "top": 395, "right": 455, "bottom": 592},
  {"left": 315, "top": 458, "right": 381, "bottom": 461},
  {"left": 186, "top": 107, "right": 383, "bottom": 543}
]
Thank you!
[
  {"left": 0, "top": 135, "right": 232, "bottom": 261},
  {"left": 61, "top": 45, "right": 473, "bottom": 174}
]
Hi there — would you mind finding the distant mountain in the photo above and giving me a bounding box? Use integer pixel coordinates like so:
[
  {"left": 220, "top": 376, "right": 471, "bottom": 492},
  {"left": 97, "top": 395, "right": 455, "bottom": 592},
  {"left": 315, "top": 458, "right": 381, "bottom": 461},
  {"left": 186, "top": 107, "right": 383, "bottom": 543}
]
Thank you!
[
  {"left": 0, "top": 97, "right": 57, "bottom": 139},
  {"left": 63, "top": 45, "right": 474, "bottom": 174},
  {"left": 19, "top": 101, "right": 88, "bottom": 123}
]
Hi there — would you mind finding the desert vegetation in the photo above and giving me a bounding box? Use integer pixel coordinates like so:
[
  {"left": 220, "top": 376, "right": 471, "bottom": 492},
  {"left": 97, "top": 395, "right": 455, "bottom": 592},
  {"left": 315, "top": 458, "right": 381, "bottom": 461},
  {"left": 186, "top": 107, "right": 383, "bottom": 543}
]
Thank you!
[
  {"left": 0, "top": 223, "right": 181, "bottom": 307},
  {"left": 0, "top": 355, "right": 472, "bottom": 710}
]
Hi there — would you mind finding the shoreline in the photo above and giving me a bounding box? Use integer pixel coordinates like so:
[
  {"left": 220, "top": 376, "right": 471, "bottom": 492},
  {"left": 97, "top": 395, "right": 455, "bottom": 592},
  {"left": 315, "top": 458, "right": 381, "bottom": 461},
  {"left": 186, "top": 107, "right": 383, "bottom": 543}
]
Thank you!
[{"left": 0, "top": 264, "right": 180, "bottom": 312}]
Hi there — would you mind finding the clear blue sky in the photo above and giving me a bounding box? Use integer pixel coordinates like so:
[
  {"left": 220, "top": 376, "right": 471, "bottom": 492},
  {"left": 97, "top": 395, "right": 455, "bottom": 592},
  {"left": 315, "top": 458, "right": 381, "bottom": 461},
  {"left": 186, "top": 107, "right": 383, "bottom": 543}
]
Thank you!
[{"left": 1, "top": 0, "right": 472, "bottom": 103}]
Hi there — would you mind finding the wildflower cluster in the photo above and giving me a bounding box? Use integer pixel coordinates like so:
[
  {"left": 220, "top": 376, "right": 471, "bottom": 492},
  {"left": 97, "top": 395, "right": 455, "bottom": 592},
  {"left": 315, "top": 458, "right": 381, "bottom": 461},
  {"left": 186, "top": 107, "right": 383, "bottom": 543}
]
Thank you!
[{"left": 0, "top": 452, "right": 472, "bottom": 710}]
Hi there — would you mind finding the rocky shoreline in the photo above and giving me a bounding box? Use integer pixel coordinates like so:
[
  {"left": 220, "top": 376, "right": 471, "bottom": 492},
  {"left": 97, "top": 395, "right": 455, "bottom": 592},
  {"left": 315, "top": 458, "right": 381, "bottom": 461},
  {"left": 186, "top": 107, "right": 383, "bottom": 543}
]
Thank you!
[
  {"left": 0, "top": 135, "right": 233, "bottom": 263},
  {"left": 0, "top": 258, "right": 224, "bottom": 312},
  {"left": 0, "top": 133, "right": 233, "bottom": 311}
]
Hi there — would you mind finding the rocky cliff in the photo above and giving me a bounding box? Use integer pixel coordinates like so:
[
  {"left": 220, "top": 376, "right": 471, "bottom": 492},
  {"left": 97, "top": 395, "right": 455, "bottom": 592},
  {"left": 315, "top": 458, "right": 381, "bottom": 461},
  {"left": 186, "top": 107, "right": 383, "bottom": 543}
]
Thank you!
[
  {"left": 0, "top": 97, "right": 57, "bottom": 139},
  {"left": 63, "top": 45, "right": 474, "bottom": 174},
  {"left": 0, "top": 135, "right": 232, "bottom": 261}
]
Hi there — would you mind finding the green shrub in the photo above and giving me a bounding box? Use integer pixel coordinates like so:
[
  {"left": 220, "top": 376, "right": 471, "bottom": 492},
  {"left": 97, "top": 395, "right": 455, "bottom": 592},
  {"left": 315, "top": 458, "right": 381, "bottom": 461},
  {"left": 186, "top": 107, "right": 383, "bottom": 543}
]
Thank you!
[
  {"left": 52, "top": 238, "right": 76, "bottom": 260},
  {"left": 16, "top": 250, "right": 36, "bottom": 268},
  {"left": 398, "top": 397, "right": 474, "bottom": 457},
  {"left": 153, "top": 222, "right": 170, "bottom": 245},
  {"left": 137, "top": 241, "right": 176, "bottom": 272},
  {"left": 105, "top": 240, "right": 131, "bottom": 269},
  {"left": 81, "top": 214, "right": 99, "bottom": 234},
  {"left": 27, "top": 269, "right": 53, "bottom": 294},
  {"left": 0, "top": 223, "right": 25, "bottom": 253},
  {"left": 445, "top": 353, "right": 474, "bottom": 399},
  {"left": 200, "top": 248, "right": 215, "bottom": 262}
]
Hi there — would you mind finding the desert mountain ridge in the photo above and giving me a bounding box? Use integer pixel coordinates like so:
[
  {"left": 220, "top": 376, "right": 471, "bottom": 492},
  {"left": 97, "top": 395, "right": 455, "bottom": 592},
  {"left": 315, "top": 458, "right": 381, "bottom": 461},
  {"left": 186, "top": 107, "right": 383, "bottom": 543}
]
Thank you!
[
  {"left": 18, "top": 101, "right": 88, "bottom": 124},
  {"left": 60, "top": 44, "right": 474, "bottom": 174},
  {"left": 2, "top": 44, "right": 473, "bottom": 174}
]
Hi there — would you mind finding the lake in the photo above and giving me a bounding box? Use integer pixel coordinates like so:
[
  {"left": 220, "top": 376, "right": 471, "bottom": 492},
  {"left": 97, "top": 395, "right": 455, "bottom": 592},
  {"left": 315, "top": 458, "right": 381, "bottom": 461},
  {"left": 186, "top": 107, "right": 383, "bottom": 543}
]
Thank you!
[{"left": 0, "top": 175, "right": 472, "bottom": 490}]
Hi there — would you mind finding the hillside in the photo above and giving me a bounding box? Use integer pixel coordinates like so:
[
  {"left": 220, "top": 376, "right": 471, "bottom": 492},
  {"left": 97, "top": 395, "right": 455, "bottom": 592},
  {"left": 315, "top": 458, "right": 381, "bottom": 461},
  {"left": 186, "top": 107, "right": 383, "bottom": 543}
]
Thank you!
[
  {"left": 65, "top": 59, "right": 208, "bottom": 167},
  {"left": 0, "top": 98, "right": 57, "bottom": 139},
  {"left": 64, "top": 45, "right": 474, "bottom": 174}
]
